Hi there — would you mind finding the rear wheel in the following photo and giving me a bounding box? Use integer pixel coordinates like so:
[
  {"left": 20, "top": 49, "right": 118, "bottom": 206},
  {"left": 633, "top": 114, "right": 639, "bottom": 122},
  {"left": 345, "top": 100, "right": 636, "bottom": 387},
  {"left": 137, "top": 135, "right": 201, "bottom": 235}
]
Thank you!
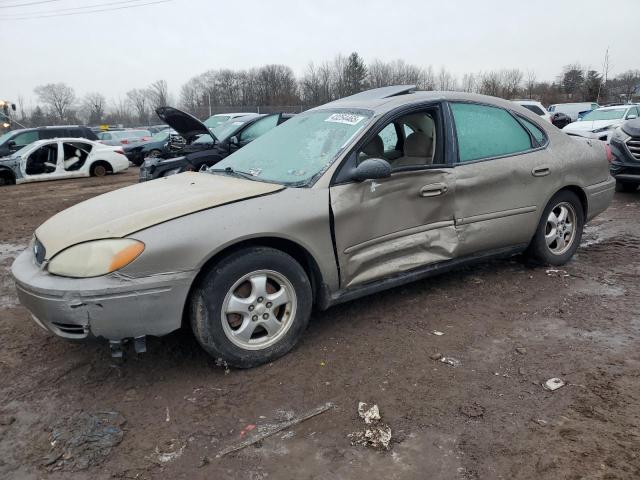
[
  {"left": 526, "top": 190, "right": 584, "bottom": 266},
  {"left": 190, "top": 247, "right": 312, "bottom": 368},
  {"left": 90, "top": 162, "right": 109, "bottom": 177},
  {"left": 615, "top": 180, "right": 638, "bottom": 193}
]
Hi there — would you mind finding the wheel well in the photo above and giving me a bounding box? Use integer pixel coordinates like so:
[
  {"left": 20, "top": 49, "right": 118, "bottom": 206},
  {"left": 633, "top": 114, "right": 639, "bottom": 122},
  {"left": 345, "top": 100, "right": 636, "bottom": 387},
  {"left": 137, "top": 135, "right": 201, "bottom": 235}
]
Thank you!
[
  {"left": 560, "top": 185, "right": 588, "bottom": 217},
  {"left": 181, "top": 237, "right": 326, "bottom": 327},
  {"left": 90, "top": 160, "right": 113, "bottom": 175},
  {"left": 0, "top": 168, "right": 16, "bottom": 185}
]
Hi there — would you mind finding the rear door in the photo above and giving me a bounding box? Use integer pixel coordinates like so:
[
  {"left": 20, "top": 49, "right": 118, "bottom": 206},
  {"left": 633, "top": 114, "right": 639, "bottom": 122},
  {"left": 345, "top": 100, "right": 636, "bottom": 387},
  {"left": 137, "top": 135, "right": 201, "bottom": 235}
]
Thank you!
[{"left": 448, "top": 102, "right": 560, "bottom": 256}]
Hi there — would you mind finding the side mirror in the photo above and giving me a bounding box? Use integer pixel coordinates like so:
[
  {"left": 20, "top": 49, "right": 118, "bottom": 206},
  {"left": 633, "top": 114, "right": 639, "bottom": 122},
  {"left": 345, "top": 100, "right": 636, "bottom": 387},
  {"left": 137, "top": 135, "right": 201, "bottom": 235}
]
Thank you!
[
  {"left": 230, "top": 135, "right": 239, "bottom": 146},
  {"left": 627, "top": 114, "right": 637, "bottom": 120},
  {"left": 7, "top": 140, "right": 16, "bottom": 148},
  {"left": 351, "top": 158, "right": 392, "bottom": 182}
]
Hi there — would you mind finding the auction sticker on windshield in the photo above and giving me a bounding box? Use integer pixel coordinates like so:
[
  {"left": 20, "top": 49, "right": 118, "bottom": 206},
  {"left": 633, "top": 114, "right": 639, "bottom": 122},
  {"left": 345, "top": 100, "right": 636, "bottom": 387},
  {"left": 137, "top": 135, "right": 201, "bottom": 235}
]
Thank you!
[{"left": 325, "top": 113, "right": 366, "bottom": 125}]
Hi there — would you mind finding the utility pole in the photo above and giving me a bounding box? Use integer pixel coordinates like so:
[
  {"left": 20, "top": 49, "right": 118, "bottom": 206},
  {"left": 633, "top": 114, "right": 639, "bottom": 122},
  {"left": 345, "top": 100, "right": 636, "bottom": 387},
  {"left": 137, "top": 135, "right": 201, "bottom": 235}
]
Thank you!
[
  {"left": 207, "top": 92, "right": 212, "bottom": 117},
  {"left": 597, "top": 47, "right": 610, "bottom": 104}
]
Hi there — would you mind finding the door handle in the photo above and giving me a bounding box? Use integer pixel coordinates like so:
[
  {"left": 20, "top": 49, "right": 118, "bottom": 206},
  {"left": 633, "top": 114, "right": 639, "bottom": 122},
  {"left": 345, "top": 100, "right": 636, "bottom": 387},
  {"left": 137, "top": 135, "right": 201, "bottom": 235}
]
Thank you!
[
  {"left": 532, "top": 166, "right": 551, "bottom": 177},
  {"left": 420, "top": 183, "right": 448, "bottom": 197}
]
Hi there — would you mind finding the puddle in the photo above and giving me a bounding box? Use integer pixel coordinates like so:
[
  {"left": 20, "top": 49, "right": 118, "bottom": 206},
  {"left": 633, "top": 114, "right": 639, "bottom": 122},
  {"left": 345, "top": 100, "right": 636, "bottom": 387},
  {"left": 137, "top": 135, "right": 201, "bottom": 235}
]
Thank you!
[{"left": 0, "top": 243, "right": 26, "bottom": 264}]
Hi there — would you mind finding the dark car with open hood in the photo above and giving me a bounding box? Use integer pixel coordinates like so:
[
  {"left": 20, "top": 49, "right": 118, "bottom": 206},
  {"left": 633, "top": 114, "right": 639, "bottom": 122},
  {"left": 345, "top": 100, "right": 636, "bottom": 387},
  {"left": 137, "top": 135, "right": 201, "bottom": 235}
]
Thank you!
[
  {"left": 609, "top": 117, "right": 640, "bottom": 192},
  {"left": 139, "top": 108, "right": 293, "bottom": 182}
]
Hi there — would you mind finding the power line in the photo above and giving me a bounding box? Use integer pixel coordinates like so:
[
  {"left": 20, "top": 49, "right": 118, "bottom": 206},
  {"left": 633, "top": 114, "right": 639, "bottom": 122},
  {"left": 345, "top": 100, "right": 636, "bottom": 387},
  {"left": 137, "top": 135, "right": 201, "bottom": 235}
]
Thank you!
[
  {"left": 0, "top": 0, "right": 62, "bottom": 8},
  {"left": 0, "top": 0, "right": 171, "bottom": 19},
  {"left": 0, "top": 0, "right": 161, "bottom": 17}
]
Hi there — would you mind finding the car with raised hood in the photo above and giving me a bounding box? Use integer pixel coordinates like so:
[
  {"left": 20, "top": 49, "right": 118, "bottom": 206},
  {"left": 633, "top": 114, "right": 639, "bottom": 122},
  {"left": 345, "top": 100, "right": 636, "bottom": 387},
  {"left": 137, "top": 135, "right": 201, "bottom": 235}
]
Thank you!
[
  {"left": 609, "top": 117, "right": 640, "bottom": 192},
  {"left": 563, "top": 105, "right": 640, "bottom": 141},
  {"left": 0, "top": 137, "right": 128, "bottom": 186},
  {"left": 12, "top": 86, "right": 615, "bottom": 367},
  {"left": 139, "top": 109, "right": 294, "bottom": 181}
]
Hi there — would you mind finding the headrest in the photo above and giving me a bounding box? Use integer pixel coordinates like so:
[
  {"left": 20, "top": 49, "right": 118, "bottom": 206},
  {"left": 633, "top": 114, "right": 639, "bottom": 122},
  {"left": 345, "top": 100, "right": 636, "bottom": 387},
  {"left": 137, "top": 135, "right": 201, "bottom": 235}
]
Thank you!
[
  {"left": 405, "top": 131, "right": 432, "bottom": 157},
  {"left": 362, "top": 135, "right": 384, "bottom": 158}
]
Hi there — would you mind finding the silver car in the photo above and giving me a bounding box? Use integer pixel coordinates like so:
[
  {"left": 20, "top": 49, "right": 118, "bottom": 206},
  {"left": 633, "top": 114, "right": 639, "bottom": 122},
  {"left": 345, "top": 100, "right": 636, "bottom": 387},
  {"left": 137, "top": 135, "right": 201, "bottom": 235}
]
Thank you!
[{"left": 12, "top": 86, "right": 615, "bottom": 367}]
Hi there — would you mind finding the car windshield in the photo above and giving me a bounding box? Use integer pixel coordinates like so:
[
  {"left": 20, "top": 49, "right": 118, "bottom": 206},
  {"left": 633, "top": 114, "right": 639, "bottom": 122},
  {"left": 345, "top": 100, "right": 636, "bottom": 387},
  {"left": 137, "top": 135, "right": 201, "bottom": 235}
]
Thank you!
[
  {"left": 581, "top": 108, "right": 626, "bottom": 121},
  {"left": 210, "top": 120, "right": 247, "bottom": 141},
  {"left": 194, "top": 134, "right": 214, "bottom": 144},
  {"left": 150, "top": 130, "right": 170, "bottom": 141},
  {"left": 204, "top": 115, "right": 230, "bottom": 128},
  {"left": 211, "top": 109, "right": 373, "bottom": 186}
]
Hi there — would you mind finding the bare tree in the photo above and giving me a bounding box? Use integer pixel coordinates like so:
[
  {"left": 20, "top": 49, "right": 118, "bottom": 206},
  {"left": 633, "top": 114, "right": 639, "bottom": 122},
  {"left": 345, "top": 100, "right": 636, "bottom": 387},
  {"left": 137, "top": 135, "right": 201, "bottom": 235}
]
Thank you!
[
  {"left": 437, "top": 67, "right": 457, "bottom": 91},
  {"left": 82, "top": 92, "right": 106, "bottom": 125},
  {"left": 34, "top": 82, "right": 75, "bottom": 121},
  {"left": 525, "top": 70, "right": 537, "bottom": 99},
  {"left": 126, "top": 88, "right": 150, "bottom": 124},
  {"left": 460, "top": 73, "right": 476, "bottom": 93},
  {"left": 147, "top": 80, "right": 169, "bottom": 109}
]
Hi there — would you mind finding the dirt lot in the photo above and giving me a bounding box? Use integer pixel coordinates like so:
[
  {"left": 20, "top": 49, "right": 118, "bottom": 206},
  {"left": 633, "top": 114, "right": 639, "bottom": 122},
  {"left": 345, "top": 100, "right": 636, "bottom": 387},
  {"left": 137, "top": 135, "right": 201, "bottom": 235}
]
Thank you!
[{"left": 1, "top": 169, "right": 639, "bottom": 479}]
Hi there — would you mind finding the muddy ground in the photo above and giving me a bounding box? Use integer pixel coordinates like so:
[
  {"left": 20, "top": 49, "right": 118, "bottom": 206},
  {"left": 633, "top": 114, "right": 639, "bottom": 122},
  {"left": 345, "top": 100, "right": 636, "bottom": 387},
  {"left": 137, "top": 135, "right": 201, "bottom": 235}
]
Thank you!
[{"left": 1, "top": 169, "right": 639, "bottom": 479}]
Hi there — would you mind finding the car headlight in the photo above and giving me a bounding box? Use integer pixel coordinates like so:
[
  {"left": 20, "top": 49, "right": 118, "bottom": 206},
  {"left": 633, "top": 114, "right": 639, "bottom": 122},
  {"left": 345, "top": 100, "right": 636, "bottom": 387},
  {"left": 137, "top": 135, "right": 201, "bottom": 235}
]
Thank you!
[
  {"left": 47, "top": 239, "right": 145, "bottom": 278},
  {"left": 592, "top": 126, "right": 612, "bottom": 133},
  {"left": 610, "top": 127, "right": 630, "bottom": 142}
]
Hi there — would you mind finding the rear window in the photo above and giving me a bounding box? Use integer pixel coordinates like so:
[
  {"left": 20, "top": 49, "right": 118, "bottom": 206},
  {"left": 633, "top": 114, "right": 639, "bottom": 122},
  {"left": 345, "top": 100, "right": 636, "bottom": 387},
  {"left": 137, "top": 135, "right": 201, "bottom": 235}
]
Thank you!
[
  {"left": 451, "top": 103, "right": 533, "bottom": 162},
  {"left": 522, "top": 104, "right": 545, "bottom": 116},
  {"left": 519, "top": 117, "right": 547, "bottom": 146}
]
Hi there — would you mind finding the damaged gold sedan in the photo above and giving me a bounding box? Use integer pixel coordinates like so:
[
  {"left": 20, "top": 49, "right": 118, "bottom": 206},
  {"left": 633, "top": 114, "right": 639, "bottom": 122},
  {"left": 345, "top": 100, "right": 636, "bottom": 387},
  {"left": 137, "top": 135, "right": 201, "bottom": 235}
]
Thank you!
[{"left": 12, "top": 86, "right": 615, "bottom": 367}]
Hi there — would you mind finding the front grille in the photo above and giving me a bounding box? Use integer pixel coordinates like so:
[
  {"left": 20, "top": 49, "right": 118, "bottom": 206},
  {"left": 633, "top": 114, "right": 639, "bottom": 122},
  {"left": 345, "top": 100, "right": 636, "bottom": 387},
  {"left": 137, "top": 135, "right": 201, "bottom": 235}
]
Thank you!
[
  {"left": 33, "top": 238, "right": 46, "bottom": 265},
  {"left": 627, "top": 137, "right": 640, "bottom": 160}
]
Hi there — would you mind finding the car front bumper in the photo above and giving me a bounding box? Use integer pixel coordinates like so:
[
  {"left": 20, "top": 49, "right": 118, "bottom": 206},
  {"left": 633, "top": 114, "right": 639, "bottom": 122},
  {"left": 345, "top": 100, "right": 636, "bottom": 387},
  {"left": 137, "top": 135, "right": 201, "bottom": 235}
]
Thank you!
[{"left": 11, "top": 249, "right": 195, "bottom": 341}]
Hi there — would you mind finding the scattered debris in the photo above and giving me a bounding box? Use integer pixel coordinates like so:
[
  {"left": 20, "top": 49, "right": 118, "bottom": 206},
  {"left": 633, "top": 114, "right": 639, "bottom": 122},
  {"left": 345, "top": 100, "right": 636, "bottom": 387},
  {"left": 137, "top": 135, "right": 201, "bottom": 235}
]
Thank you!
[
  {"left": 546, "top": 269, "right": 570, "bottom": 278},
  {"left": 432, "top": 330, "right": 445, "bottom": 336},
  {"left": 154, "top": 439, "right": 186, "bottom": 463},
  {"left": 43, "top": 411, "right": 125, "bottom": 471},
  {"left": 239, "top": 424, "right": 256, "bottom": 438},
  {"left": 515, "top": 347, "right": 527, "bottom": 355},
  {"left": 460, "top": 403, "right": 485, "bottom": 418},
  {"left": 320, "top": 361, "right": 326, "bottom": 366},
  {"left": 217, "top": 402, "right": 334, "bottom": 457},
  {"left": 543, "top": 378, "right": 565, "bottom": 391},
  {"left": 429, "top": 353, "right": 443, "bottom": 360},
  {"left": 533, "top": 419, "right": 548, "bottom": 426},
  {"left": 0, "top": 415, "right": 15, "bottom": 426},
  {"left": 440, "top": 356, "right": 461, "bottom": 368},
  {"left": 165, "top": 406, "right": 170, "bottom": 423},
  {"left": 518, "top": 367, "right": 527, "bottom": 375},
  {"left": 349, "top": 402, "right": 392, "bottom": 450},
  {"left": 197, "top": 456, "right": 210, "bottom": 468}
]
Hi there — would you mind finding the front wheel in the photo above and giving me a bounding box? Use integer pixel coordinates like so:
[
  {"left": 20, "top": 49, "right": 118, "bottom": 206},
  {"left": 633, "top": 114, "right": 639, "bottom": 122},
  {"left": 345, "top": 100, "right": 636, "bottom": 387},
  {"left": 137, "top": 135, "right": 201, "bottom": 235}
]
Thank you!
[
  {"left": 190, "top": 247, "right": 312, "bottom": 368},
  {"left": 526, "top": 190, "right": 584, "bottom": 266}
]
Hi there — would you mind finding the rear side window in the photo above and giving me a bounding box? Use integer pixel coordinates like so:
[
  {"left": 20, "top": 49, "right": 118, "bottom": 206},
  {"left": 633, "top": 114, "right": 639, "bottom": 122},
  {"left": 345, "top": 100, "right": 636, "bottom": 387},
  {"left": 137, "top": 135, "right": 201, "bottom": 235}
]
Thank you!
[
  {"left": 451, "top": 103, "right": 533, "bottom": 163},
  {"left": 519, "top": 117, "right": 547, "bottom": 146},
  {"left": 522, "top": 104, "right": 545, "bottom": 116},
  {"left": 40, "top": 129, "right": 65, "bottom": 139}
]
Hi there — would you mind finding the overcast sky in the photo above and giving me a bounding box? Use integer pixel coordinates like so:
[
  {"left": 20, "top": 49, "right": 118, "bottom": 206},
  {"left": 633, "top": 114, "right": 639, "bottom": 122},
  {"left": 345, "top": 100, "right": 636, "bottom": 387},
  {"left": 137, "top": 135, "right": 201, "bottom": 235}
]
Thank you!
[{"left": 1, "top": 0, "right": 639, "bottom": 106}]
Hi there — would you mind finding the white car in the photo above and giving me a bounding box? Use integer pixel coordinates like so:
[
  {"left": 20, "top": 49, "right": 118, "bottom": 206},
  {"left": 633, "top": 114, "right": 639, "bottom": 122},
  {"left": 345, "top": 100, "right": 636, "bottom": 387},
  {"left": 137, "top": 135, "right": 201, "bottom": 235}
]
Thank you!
[
  {"left": 0, "top": 137, "right": 129, "bottom": 186},
  {"left": 512, "top": 100, "right": 552, "bottom": 122},
  {"left": 203, "top": 112, "right": 260, "bottom": 129},
  {"left": 549, "top": 102, "right": 600, "bottom": 122},
  {"left": 562, "top": 105, "right": 640, "bottom": 141}
]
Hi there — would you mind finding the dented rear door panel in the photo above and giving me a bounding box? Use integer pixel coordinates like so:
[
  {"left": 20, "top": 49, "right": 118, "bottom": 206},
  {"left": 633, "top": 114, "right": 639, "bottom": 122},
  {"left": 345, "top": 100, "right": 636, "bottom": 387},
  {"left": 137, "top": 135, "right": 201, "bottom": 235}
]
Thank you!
[{"left": 330, "top": 168, "right": 457, "bottom": 288}]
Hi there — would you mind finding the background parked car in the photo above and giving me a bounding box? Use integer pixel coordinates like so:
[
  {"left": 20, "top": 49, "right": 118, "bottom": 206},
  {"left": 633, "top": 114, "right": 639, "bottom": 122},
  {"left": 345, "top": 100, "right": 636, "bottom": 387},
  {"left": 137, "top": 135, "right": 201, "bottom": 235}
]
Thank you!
[
  {"left": 550, "top": 112, "right": 573, "bottom": 129},
  {"left": 548, "top": 102, "right": 599, "bottom": 122},
  {"left": 139, "top": 112, "right": 293, "bottom": 181},
  {"left": 562, "top": 105, "right": 640, "bottom": 140},
  {"left": 0, "top": 125, "right": 98, "bottom": 157},
  {"left": 123, "top": 129, "right": 185, "bottom": 165},
  {"left": 142, "top": 124, "right": 170, "bottom": 135},
  {"left": 512, "top": 100, "right": 552, "bottom": 122},
  {"left": 0, "top": 137, "right": 128, "bottom": 186},
  {"left": 203, "top": 112, "right": 259, "bottom": 129},
  {"left": 97, "top": 129, "right": 151, "bottom": 146},
  {"left": 609, "top": 117, "right": 640, "bottom": 192}
]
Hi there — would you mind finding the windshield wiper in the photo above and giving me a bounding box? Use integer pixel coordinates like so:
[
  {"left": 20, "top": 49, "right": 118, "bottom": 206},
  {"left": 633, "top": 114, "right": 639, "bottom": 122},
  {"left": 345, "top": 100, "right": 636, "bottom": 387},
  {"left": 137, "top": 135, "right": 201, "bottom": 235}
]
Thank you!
[{"left": 208, "top": 166, "right": 257, "bottom": 181}]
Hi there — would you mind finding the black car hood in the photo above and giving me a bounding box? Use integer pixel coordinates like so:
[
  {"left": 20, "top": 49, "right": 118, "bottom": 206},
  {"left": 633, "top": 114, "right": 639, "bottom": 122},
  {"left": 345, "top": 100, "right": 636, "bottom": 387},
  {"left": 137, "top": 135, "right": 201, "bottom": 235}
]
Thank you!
[
  {"left": 156, "top": 107, "right": 212, "bottom": 142},
  {"left": 622, "top": 118, "right": 640, "bottom": 137}
]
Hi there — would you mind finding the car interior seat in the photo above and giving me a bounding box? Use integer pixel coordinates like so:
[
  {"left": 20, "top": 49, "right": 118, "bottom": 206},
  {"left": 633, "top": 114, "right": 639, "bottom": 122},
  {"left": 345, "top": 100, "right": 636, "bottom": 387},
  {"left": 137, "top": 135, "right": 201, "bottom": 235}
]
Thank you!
[
  {"left": 358, "top": 135, "right": 384, "bottom": 161},
  {"left": 64, "top": 149, "right": 82, "bottom": 171}
]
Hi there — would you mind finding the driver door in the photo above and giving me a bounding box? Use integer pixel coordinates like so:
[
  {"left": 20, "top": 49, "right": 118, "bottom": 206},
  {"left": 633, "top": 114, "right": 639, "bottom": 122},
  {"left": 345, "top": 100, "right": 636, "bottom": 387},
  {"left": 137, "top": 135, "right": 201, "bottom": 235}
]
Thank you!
[{"left": 330, "top": 104, "right": 458, "bottom": 289}]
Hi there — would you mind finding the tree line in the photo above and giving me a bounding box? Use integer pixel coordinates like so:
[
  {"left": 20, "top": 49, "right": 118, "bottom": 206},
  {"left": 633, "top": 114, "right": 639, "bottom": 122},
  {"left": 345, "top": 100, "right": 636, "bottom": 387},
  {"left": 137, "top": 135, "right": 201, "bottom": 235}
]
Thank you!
[{"left": 9, "top": 52, "right": 640, "bottom": 128}]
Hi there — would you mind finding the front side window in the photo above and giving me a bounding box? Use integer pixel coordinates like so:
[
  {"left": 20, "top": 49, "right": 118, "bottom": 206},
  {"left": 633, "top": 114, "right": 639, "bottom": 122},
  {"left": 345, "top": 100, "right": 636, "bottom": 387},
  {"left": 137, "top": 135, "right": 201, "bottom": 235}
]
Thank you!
[
  {"left": 451, "top": 103, "right": 533, "bottom": 163},
  {"left": 25, "top": 143, "right": 58, "bottom": 175},
  {"left": 213, "top": 109, "right": 372, "bottom": 185}
]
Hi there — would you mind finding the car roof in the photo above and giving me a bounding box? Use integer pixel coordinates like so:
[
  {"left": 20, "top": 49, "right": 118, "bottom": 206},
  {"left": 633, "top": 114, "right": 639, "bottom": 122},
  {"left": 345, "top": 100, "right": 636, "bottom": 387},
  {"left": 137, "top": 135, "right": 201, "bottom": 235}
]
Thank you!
[
  {"left": 596, "top": 105, "right": 631, "bottom": 111},
  {"left": 23, "top": 137, "right": 100, "bottom": 147},
  {"left": 311, "top": 87, "right": 529, "bottom": 116}
]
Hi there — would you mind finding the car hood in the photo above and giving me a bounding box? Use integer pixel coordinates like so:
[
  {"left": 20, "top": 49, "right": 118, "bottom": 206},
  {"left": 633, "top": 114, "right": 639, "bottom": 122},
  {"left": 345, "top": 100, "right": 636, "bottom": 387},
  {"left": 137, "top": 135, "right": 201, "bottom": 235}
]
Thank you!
[
  {"left": 156, "top": 107, "right": 212, "bottom": 142},
  {"left": 36, "top": 172, "right": 284, "bottom": 260},
  {"left": 622, "top": 118, "right": 640, "bottom": 137},
  {"left": 564, "top": 119, "right": 622, "bottom": 132}
]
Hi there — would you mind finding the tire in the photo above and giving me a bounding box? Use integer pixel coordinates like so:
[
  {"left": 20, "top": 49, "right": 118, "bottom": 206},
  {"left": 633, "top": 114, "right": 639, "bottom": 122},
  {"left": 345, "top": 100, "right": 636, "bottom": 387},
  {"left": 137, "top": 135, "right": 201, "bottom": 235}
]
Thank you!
[
  {"left": 615, "top": 181, "right": 638, "bottom": 193},
  {"left": 147, "top": 149, "right": 162, "bottom": 158},
  {"left": 90, "top": 162, "right": 109, "bottom": 177},
  {"left": 190, "top": 247, "right": 313, "bottom": 368},
  {"left": 526, "top": 190, "right": 585, "bottom": 266}
]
